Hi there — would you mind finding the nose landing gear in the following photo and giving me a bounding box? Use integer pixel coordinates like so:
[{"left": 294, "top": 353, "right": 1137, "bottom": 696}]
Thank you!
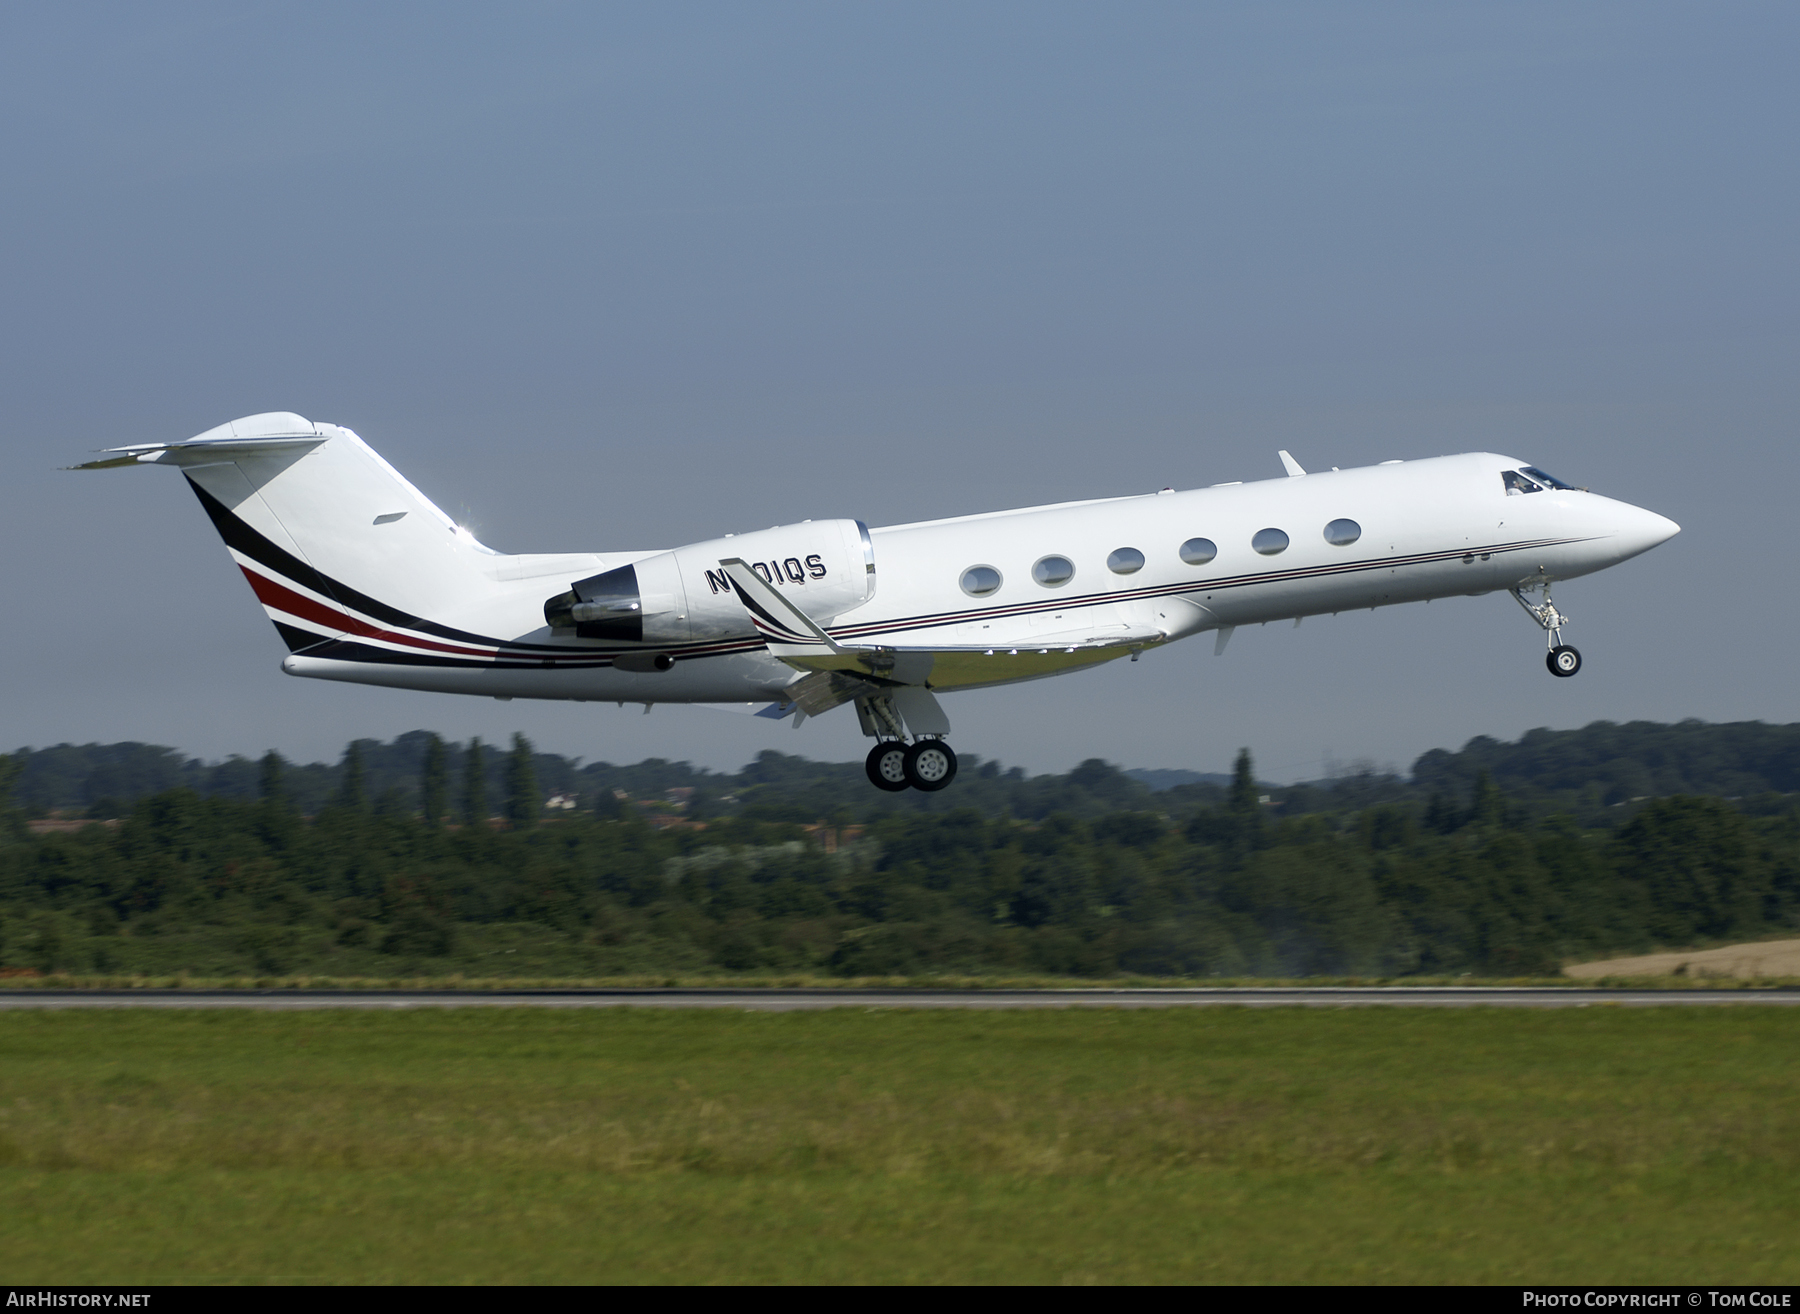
[{"left": 1512, "top": 581, "right": 1581, "bottom": 678}]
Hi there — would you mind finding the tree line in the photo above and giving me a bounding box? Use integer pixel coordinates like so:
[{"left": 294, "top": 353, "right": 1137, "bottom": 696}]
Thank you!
[
  {"left": 10, "top": 718, "right": 1799, "bottom": 829},
  {"left": 1, "top": 733, "right": 1794, "bottom": 979}
]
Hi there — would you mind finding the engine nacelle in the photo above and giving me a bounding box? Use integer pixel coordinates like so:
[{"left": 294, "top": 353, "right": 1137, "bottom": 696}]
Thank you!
[{"left": 544, "top": 519, "right": 874, "bottom": 646}]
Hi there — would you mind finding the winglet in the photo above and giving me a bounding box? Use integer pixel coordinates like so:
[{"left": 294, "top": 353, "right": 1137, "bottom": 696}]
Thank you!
[
  {"left": 718, "top": 558, "right": 862, "bottom": 670},
  {"left": 1278, "top": 450, "right": 1306, "bottom": 478}
]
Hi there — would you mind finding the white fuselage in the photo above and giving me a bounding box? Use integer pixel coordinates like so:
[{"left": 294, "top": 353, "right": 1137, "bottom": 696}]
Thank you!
[{"left": 280, "top": 450, "right": 1678, "bottom": 706}]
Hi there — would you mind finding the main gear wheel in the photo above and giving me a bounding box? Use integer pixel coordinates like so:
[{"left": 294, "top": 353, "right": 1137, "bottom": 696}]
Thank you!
[
  {"left": 903, "top": 740, "right": 958, "bottom": 792},
  {"left": 865, "top": 742, "right": 910, "bottom": 792}
]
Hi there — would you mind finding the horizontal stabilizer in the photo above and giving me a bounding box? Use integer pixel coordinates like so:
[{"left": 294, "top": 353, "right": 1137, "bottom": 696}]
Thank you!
[{"left": 68, "top": 436, "right": 324, "bottom": 470}]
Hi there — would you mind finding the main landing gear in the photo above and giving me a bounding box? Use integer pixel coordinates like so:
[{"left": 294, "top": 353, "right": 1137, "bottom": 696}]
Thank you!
[
  {"left": 865, "top": 739, "right": 959, "bottom": 793},
  {"left": 1511, "top": 580, "right": 1582, "bottom": 678},
  {"left": 856, "top": 689, "right": 959, "bottom": 791}
]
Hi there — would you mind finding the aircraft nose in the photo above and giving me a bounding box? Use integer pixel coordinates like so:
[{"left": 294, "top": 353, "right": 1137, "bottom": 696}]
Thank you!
[{"left": 1606, "top": 502, "right": 1680, "bottom": 560}]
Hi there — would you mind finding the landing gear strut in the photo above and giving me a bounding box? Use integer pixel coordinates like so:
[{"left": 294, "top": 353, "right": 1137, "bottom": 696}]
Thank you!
[{"left": 1511, "top": 580, "right": 1581, "bottom": 678}]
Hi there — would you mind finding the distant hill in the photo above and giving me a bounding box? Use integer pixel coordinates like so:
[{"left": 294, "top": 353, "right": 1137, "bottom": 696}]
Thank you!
[
  {"left": 6, "top": 718, "right": 1797, "bottom": 824},
  {"left": 1124, "top": 768, "right": 1235, "bottom": 792},
  {"left": 1409, "top": 719, "right": 1800, "bottom": 808}
]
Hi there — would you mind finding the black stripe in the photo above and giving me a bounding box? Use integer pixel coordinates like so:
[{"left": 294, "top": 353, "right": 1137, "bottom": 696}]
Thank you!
[
  {"left": 741, "top": 595, "right": 814, "bottom": 645},
  {"left": 187, "top": 477, "right": 676, "bottom": 656},
  {"left": 186, "top": 478, "right": 503, "bottom": 647},
  {"left": 293, "top": 635, "right": 771, "bottom": 670},
  {"left": 273, "top": 621, "right": 333, "bottom": 654},
  {"left": 295, "top": 639, "right": 620, "bottom": 670}
]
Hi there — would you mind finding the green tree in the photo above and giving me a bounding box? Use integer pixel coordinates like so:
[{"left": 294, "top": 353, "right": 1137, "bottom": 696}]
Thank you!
[
  {"left": 0, "top": 750, "right": 25, "bottom": 840},
  {"left": 1610, "top": 797, "right": 1757, "bottom": 944},
  {"left": 258, "top": 750, "right": 286, "bottom": 805},
  {"left": 255, "top": 749, "right": 296, "bottom": 849},
  {"left": 506, "top": 733, "right": 539, "bottom": 826},
  {"left": 463, "top": 737, "right": 487, "bottom": 824},
  {"left": 1227, "top": 747, "right": 1263, "bottom": 856},
  {"left": 1466, "top": 769, "right": 1506, "bottom": 831},
  {"left": 336, "top": 742, "right": 367, "bottom": 812},
  {"left": 421, "top": 734, "right": 448, "bottom": 825}
]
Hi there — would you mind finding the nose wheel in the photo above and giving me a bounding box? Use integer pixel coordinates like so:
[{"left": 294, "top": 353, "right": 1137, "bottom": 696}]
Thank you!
[
  {"left": 1547, "top": 645, "right": 1581, "bottom": 677},
  {"left": 864, "top": 739, "right": 959, "bottom": 792},
  {"left": 1512, "top": 581, "right": 1584, "bottom": 678}
]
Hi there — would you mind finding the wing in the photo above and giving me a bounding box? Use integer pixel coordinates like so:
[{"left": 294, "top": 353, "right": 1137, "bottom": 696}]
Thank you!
[{"left": 717, "top": 556, "right": 1166, "bottom": 691}]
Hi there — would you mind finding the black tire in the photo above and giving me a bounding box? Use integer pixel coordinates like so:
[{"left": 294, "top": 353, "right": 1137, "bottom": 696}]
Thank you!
[
  {"left": 903, "top": 740, "right": 958, "bottom": 792},
  {"left": 865, "top": 742, "right": 911, "bottom": 791},
  {"left": 1547, "top": 645, "right": 1582, "bottom": 678}
]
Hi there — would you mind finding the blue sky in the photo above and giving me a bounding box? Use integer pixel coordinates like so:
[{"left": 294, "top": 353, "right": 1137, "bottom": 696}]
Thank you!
[{"left": 3, "top": 2, "right": 1794, "bottom": 780}]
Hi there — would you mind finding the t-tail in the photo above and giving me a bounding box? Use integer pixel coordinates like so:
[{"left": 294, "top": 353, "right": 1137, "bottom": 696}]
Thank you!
[{"left": 73, "top": 412, "right": 506, "bottom": 657}]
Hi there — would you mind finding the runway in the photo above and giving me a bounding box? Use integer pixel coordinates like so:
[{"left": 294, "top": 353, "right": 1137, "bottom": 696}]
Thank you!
[{"left": 0, "top": 987, "right": 1796, "bottom": 1010}]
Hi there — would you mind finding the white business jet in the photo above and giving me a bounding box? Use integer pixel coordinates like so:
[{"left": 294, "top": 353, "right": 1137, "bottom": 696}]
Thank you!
[{"left": 77, "top": 413, "right": 1678, "bottom": 793}]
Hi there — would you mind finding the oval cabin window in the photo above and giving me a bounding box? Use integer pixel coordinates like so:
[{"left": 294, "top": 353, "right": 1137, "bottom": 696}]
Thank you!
[
  {"left": 1107, "top": 547, "right": 1145, "bottom": 575},
  {"left": 1252, "top": 528, "right": 1289, "bottom": 556},
  {"left": 1032, "top": 555, "right": 1075, "bottom": 587},
  {"left": 960, "top": 565, "right": 1003, "bottom": 597},
  {"left": 1179, "top": 537, "right": 1217, "bottom": 566},
  {"left": 1323, "top": 518, "right": 1361, "bottom": 546}
]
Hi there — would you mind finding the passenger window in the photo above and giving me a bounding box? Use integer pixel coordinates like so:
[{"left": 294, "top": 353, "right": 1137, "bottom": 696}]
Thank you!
[
  {"left": 1502, "top": 470, "right": 1543, "bottom": 496},
  {"left": 1179, "top": 537, "right": 1217, "bottom": 566},
  {"left": 1032, "top": 555, "right": 1075, "bottom": 587},
  {"left": 960, "top": 565, "right": 1002, "bottom": 597},
  {"left": 1252, "top": 528, "right": 1289, "bottom": 556},
  {"left": 1323, "top": 518, "right": 1361, "bottom": 546},
  {"left": 1107, "top": 547, "right": 1145, "bottom": 575}
]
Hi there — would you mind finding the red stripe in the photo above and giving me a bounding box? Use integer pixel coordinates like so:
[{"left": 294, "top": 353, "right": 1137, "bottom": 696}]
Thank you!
[{"left": 238, "top": 566, "right": 499, "bottom": 659}]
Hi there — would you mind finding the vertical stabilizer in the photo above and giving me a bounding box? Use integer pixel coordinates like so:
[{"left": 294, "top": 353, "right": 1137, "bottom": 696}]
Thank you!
[{"left": 79, "top": 413, "right": 498, "bottom": 653}]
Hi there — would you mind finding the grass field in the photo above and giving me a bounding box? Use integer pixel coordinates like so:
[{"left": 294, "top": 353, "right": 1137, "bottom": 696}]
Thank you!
[{"left": 2, "top": 1006, "right": 1796, "bottom": 1283}]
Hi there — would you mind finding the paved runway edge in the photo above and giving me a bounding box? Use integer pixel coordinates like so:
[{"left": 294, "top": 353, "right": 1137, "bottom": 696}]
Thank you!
[{"left": 1, "top": 987, "right": 1797, "bottom": 1009}]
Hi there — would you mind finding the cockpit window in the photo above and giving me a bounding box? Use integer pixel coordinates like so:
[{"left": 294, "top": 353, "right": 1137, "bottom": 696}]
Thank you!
[
  {"left": 1520, "top": 466, "right": 1578, "bottom": 491},
  {"left": 1502, "top": 470, "right": 1543, "bottom": 496}
]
